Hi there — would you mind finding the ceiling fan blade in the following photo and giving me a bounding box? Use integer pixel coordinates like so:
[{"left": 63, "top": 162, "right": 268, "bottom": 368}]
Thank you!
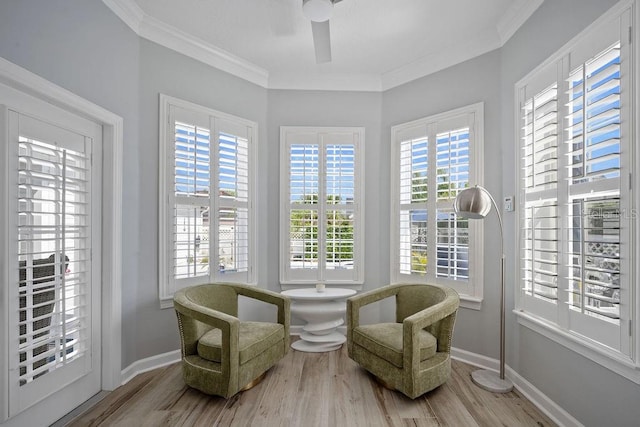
[{"left": 311, "top": 20, "right": 331, "bottom": 63}]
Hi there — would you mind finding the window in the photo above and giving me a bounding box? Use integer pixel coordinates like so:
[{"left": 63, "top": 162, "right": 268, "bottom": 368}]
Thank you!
[
  {"left": 280, "top": 127, "right": 364, "bottom": 286},
  {"left": 391, "top": 103, "right": 484, "bottom": 303},
  {"left": 159, "top": 95, "right": 256, "bottom": 305},
  {"left": 516, "top": 3, "right": 635, "bottom": 367}
]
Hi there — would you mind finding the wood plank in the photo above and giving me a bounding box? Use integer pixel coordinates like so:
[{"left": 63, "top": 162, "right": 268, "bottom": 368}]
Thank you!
[
  {"left": 66, "top": 343, "right": 556, "bottom": 427},
  {"left": 427, "top": 380, "right": 479, "bottom": 427},
  {"left": 328, "top": 346, "right": 394, "bottom": 427}
]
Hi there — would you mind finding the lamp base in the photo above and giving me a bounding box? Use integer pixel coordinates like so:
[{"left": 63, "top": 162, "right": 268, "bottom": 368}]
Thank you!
[{"left": 471, "top": 369, "right": 513, "bottom": 393}]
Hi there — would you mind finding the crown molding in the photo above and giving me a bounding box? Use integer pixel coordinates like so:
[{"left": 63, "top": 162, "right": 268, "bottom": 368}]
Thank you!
[
  {"left": 102, "top": 0, "right": 144, "bottom": 33},
  {"left": 497, "top": 0, "right": 544, "bottom": 44},
  {"left": 138, "top": 14, "right": 269, "bottom": 88},
  {"left": 103, "top": 0, "right": 543, "bottom": 92},
  {"left": 102, "top": 0, "right": 269, "bottom": 88}
]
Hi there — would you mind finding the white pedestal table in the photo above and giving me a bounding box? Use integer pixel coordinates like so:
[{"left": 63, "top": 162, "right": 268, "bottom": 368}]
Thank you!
[{"left": 281, "top": 287, "right": 356, "bottom": 352}]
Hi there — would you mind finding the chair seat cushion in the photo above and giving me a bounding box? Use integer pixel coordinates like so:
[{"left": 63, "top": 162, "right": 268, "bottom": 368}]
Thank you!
[
  {"left": 197, "top": 321, "right": 284, "bottom": 365},
  {"left": 353, "top": 323, "right": 437, "bottom": 368}
]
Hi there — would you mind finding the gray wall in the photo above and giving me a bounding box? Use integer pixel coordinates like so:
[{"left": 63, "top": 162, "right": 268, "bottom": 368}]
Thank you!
[
  {"left": 136, "top": 39, "right": 269, "bottom": 360},
  {"left": 266, "top": 89, "right": 384, "bottom": 325},
  {"left": 382, "top": 49, "right": 503, "bottom": 356},
  {"left": 0, "top": 0, "right": 142, "bottom": 367},
  {"left": 1, "top": 0, "right": 640, "bottom": 425},
  {"left": 500, "top": 0, "right": 640, "bottom": 425},
  {"left": 0, "top": 0, "right": 271, "bottom": 366}
]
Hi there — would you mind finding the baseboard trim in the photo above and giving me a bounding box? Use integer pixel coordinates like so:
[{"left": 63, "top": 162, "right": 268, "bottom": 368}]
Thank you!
[
  {"left": 451, "top": 346, "right": 499, "bottom": 371},
  {"left": 120, "top": 350, "right": 181, "bottom": 386},
  {"left": 451, "top": 347, "right": 582, "bottom": 427},
  {"left": 508, "top": 365, "right": 583, "bottom": 427}
]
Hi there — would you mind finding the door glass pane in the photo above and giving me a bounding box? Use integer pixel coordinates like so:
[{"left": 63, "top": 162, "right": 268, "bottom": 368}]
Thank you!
[{"left": 17, "top": 137, "right": 90, "bottom": 385}]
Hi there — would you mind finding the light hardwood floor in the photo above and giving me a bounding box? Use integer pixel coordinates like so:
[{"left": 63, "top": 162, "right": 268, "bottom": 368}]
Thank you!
[{"left": 67, "top": 342, "right": 556, "bottom": 427}]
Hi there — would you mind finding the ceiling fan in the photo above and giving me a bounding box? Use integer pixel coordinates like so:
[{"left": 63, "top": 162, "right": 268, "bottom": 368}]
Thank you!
[{"left": 302, "top": 0, "right": 343, "bottom": 63}]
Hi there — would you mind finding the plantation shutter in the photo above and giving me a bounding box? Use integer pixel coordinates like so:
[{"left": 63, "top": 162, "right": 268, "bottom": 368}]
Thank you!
[
  {"left": 325, "top": 143, "right": 355, "bottom": 270},
  {"left": 565, "top": 40, "right": 625, "bottom": 346},
  {"left": 517, "top": 8, "right": 631, "bottom": 353},
  {"left": 215, "top": 119, "right": 251, "bottom": 278},
  {"left": 520, "top": 71, "right": 560, "bottom": 310},
  {"left": 288, "top": 135, "right": 320, "bottom": 274},
  {"left": 392, "top": 104, "right": 484, "bottom": 299},
  {"left": 171, "top": 107, "right": 211, "bottom": 286},
  {"left": 161, "top": 96, "right": 256, "bottom": 303},
  {"left": 435, "top": 127, "right": 470, "bottom": 282},
  {"left": 8, "top": 112, "right": 97, "bottom": 412},
  {"left": 398, "top": 126, "right": 428, "bottom": 275},
  {"left": 281, "top": 127, "right": 363, "bottom": 285}
]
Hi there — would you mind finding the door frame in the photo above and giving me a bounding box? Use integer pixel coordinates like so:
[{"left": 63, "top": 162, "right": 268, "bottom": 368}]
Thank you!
[{"left": 0, "top": 57, "right": 122, "bottom": 422}]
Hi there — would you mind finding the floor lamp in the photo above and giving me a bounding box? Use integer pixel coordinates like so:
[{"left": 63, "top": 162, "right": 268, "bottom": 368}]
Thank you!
[{"left": 453, "top": 185, "right": 513, "bottom": 393}]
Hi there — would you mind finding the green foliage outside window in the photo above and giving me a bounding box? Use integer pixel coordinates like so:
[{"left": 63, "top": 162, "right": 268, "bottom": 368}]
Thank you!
[{"left": 290, "top": 194, "right": 353, "bottom": 261}]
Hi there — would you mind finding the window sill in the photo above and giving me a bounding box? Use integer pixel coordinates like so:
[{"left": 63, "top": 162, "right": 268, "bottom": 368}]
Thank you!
[
  {"left": 459, "top": 295, "right": 483, "bottom": 311},
  {"left": 280, "top": 283, "right": 364, "bottom": 292},
  {"left": 515, "top": 309, "right": 640, "bottom": 385}
]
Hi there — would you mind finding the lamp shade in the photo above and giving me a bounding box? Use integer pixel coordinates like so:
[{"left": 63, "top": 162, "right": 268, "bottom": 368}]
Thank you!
[
  {"left": 302, "top": 0, "right": 333, "bottom": 22},
  {"left": 453, "top": 185, "right": 492, "bottom": 219}
]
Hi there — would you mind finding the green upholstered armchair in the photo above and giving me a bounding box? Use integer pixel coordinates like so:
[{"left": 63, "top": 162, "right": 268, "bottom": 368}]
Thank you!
[
  {"left": 173, "top": 283, "right": 290, "bottom": 398},
  {"left": 347, "top": 283, "right": 459, "bottom": 399}
]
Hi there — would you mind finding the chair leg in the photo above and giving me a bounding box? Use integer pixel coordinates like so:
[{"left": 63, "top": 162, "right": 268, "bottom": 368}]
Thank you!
[{"left": 240, "top": 371, "right": 267, "bottom": 391}]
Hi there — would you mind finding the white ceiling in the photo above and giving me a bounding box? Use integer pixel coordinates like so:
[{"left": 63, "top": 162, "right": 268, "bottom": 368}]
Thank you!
[{"left": 103, "top": 0, "right": 543, "bottom": 91}]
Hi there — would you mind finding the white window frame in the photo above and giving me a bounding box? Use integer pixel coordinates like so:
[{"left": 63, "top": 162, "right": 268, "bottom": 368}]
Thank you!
[
  {"left": 514, "top": 0, "right": 640, "bottom": 383},
  {"left": 158, "top": 94, "right": 257, "bottom": 307},
  {"left": 390, "top": 103, "right": 485, "bottom": 308},
  {"left": 279, "top": 126, "right": 365, "bottom": 288}
]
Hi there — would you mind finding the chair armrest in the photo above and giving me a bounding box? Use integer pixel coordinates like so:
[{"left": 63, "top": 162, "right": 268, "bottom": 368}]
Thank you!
[
  {"left": 402, "top": 288, "right": 459, "bottom": 370},
  {"left": 402, "top": 291, "right": 458, "bottom": 331},
  {"left": 174, "top": 293, "right": 241, "bottom": 330},
  {"left": 224, "top": 283, "right": 291, "bottom": 349},
  {"left": 347, "top": 284, "right": 404, "bottom": 323},
  {"left": 231, "top": 284, "right": 289, "bottom": 309},
  {"left": 174, "top": 292, "right": 241, "bottom": 372},
  {"left": 346, "top": 285, "right": 404, "bottom": 355},
  {"left": 227, "top": 284, "right": 290, "bottom": 323}
]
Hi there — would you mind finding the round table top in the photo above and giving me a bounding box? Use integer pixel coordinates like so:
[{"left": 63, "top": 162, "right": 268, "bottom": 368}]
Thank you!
[{"left": 281, "top": 287, "right": 356, "bottom": 300}]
